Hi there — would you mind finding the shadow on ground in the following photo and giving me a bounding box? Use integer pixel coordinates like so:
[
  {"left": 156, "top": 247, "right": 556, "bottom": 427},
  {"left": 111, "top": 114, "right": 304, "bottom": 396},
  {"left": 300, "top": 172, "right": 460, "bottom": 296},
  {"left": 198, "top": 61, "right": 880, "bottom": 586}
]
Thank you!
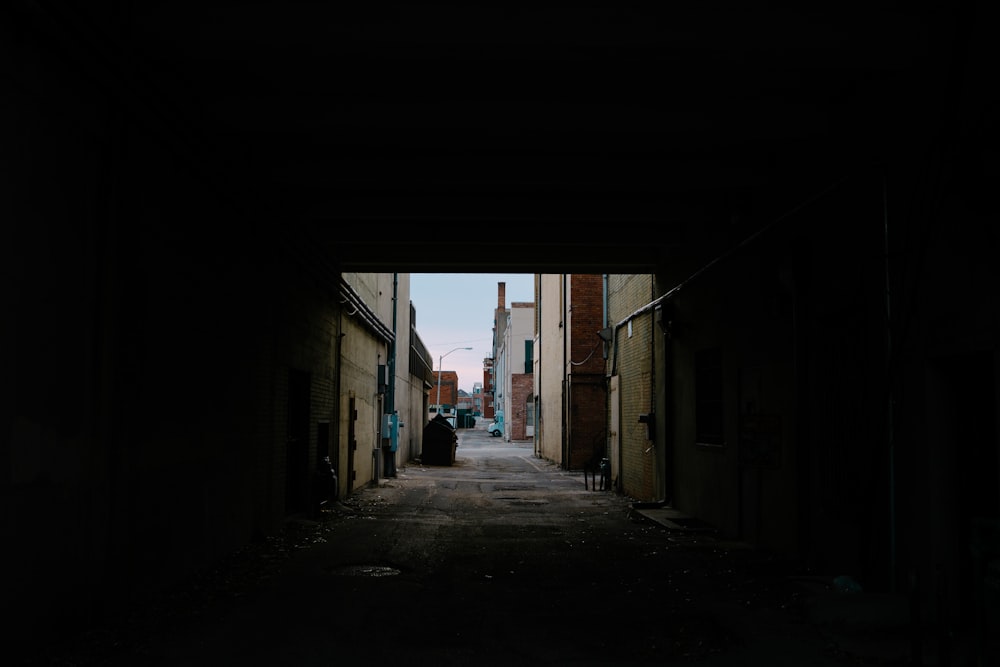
[{"left": 16, "top": 429, "right": 989, "bottom": 666}]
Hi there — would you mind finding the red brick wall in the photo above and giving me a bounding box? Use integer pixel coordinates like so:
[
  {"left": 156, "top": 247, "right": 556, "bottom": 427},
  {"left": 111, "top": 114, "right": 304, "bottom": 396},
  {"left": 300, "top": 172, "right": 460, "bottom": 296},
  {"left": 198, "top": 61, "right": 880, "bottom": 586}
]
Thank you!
[
  {"left": 482, "top": 366, "right": 495, "bottom": 419},
  {"left": 570, "top": 274, "right": 606, "bottom": 375},
  {"left": 509, "top": 373, "right": 534, "bottom": 440},
  {"left": 434, "top": 370, "right": 460, "bottom": 406},
  {"left": 568, "top": 375, "right": 608, "bottom": 468},
  {"left": 568, "top": 275, "right": 607, "bottom": 468}
]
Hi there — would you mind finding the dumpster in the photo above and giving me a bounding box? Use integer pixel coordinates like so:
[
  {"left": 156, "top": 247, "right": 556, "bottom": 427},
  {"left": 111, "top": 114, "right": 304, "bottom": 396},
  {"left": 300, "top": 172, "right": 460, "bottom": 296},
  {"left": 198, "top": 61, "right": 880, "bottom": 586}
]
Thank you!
[{"left": 422, "top": 414, "right": 458, "bottom": 465}]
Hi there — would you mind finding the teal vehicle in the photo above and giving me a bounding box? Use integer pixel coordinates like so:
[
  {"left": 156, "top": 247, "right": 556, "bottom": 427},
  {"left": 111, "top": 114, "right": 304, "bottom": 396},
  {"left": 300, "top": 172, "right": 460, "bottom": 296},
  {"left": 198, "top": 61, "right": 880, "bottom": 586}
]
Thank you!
[{"left": 488, "top": 412, "right": 504, "bottom": 437}]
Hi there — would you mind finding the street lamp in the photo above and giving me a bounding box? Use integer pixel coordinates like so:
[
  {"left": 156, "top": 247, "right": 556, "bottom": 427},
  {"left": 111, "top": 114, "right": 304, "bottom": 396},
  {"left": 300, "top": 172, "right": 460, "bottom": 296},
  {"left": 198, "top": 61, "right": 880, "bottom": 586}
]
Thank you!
[{"left": 436, "top": 346, "right": 472, "bottom": 411}]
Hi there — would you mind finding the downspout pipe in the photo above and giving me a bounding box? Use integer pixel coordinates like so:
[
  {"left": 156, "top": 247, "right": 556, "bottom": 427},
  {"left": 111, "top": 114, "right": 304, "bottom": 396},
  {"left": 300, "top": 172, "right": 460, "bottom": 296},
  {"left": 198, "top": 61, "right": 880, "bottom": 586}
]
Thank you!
[
  {"left": 603, "top": 275, "right": 616, "bottom": 482},
  {"left": 561, "top": 273, "right": 568, "bottom": 469},
  {"left": 661, "top": 300, "right": 675, "bottom": 506},
  {"left": 384, "top": 274, "right": 399, "bottom": 478},
  {"left": 334, "top": 328, "right": 345, "bottom": 500},
  {"left": 387, "top": 274, "right": 397, "bottom": 416},
  {"left": 535, "top": 278, "right": 542, "bottom": 458}
]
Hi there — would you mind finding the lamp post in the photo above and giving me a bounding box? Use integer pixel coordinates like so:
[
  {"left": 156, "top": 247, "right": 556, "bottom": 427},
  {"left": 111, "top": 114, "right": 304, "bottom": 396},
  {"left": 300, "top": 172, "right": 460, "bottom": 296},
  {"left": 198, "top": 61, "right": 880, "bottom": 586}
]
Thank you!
[{"left": 436, "top": 346, "right": 472, "bottom": 411}]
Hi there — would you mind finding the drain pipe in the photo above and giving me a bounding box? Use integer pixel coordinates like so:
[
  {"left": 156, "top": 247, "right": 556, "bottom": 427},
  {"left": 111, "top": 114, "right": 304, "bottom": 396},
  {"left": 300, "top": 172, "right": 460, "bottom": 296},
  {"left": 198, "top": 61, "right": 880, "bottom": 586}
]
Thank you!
[
  {"left": 383, "top": 273, "right": 398, "bottom": 478},
  {"left": 561, "top": 273, "right": 569, "bottom": 469}
]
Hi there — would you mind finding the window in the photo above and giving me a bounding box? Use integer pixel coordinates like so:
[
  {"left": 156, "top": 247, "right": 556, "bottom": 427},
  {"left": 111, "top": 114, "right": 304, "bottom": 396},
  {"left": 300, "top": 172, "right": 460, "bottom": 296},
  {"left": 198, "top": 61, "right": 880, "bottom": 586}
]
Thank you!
[
  {"left": 695, "top": 347, "right": 724, "bottom": 446},
  {"left": 524, "top": 339, "right": 533, "bottom": 374}
]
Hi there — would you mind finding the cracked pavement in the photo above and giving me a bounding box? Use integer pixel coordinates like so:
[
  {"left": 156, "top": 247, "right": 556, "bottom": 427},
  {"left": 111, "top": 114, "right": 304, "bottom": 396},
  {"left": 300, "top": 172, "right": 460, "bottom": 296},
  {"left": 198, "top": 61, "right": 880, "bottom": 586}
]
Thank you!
[{"left": 20, "top": 426, "right": 918, "bottom": 666}]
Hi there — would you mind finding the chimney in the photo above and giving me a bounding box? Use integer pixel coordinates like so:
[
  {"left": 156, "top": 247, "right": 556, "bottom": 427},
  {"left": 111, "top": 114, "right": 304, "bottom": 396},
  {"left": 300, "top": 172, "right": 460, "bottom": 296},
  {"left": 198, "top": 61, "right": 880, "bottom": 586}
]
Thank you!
[{"left": 498, "top": 282, "right": 505, "bottom": 309}]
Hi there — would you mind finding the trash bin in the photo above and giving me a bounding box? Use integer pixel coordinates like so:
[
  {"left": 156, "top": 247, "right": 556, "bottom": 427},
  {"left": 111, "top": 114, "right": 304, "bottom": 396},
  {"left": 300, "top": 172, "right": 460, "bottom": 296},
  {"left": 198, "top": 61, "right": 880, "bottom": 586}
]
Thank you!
[{"left": 422, "top": 414, "right": 457, "bottom": 465}]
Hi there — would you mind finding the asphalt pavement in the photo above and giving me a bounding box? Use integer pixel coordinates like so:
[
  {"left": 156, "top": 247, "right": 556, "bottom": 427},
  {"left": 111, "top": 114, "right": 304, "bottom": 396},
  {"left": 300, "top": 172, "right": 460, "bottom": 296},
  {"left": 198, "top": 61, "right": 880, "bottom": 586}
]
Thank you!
[{"left": 19, "top": 420, "right": 983, "bottom": 666}]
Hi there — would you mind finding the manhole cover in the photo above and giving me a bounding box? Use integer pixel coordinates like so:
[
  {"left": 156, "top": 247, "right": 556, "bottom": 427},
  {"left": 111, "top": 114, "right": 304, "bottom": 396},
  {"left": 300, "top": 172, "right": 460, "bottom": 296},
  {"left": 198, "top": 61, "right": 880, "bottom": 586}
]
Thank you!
[{"left": 328, "top": 564, "right": 401, "bottom": 577}]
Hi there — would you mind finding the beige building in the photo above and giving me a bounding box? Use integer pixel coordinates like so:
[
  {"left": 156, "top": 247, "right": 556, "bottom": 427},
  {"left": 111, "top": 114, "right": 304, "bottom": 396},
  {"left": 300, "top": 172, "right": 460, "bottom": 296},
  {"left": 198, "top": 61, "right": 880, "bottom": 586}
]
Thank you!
[
  {"left": 533, "top": 274, "right": 608, "bottom": 471},
  {"left": 495, "top": 296, "right": 535, "bottom": 442},
  {"left": 336, "top": 273, "right": 423, "bottom": 488}
]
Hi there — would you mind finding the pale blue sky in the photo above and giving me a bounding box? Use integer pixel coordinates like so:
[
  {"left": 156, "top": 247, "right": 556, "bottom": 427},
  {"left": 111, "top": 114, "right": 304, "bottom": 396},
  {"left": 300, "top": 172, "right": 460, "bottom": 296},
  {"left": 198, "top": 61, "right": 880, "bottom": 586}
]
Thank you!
[{"left": 410, "top": 273, "right": 534, "bottom": 394}]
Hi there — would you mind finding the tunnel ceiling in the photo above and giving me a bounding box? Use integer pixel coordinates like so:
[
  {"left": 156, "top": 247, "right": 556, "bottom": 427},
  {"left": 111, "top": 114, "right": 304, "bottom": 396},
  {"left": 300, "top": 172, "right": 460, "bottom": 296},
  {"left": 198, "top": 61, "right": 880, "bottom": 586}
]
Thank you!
[{"left": 39, "top": 2, "right": 958, "bottom": 274}]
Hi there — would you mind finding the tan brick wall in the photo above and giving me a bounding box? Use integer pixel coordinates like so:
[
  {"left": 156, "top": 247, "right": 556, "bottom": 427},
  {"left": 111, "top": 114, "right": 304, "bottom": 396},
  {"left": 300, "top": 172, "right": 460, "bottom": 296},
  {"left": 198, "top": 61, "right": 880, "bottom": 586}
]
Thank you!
[{"left": 607, "top": 274, "right": 656, "bottom": 500}]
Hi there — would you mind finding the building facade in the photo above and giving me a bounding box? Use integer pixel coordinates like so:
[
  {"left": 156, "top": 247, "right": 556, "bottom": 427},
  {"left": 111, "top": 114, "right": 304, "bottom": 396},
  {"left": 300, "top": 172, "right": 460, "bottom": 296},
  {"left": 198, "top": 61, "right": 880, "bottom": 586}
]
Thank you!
[
  {"left": 533, "top": 275, "right": 608, "bottom": 470},
  {"left": 490, "top": 282, "right": 536, "bottom": 442}
]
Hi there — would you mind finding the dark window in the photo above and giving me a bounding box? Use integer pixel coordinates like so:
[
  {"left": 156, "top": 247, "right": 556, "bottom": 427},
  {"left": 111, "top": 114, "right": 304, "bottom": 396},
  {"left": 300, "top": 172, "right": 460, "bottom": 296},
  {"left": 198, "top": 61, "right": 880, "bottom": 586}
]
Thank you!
[
  {"left": 524, "top": 340, "right": 533, "bottom": 374},
  {"left": 696, "top": 347, "right": 724, "bottom": 446}
]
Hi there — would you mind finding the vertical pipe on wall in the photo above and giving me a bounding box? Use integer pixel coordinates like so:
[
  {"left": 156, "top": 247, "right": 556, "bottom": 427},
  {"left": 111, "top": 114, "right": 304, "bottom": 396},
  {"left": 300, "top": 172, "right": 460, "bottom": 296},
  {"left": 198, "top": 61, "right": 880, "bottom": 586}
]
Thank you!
[
  {"left": 648, "top": 277, "right": 659, "bottom": 496},
  {"left": 602, "top": 274, "right": 609, "bottom": 351},
  {"left": 661, "top": 300, "right": 674, "bottom": 505},
  {"left": 387, "top": 274, "right": 397, "bottom": 417},
  {"left": 334, "top": 326, "right": 345, "bottom": 499},
  {"left": 603, "top": 273, "right": 611, "bottom": 476},
  {"left": 534, "top": 276, "right": 541, "bottom": 457},
  {"left": 561, "top": 274, "right": 568, "bottom": 469}
]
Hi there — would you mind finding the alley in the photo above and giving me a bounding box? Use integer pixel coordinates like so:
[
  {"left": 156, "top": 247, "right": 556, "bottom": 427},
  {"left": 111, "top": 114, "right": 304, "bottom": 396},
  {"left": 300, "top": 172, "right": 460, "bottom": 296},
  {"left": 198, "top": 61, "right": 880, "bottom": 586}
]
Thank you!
[{"left": 24, "top": 422, "right": 926, "bottom": 666}]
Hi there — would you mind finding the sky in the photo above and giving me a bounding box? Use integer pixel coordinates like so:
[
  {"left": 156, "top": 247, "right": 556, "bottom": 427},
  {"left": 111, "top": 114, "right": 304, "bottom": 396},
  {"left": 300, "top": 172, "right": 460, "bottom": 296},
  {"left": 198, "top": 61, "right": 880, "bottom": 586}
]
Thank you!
[{"left": 409, "top": 273, "right": 534, "bottom": 394}]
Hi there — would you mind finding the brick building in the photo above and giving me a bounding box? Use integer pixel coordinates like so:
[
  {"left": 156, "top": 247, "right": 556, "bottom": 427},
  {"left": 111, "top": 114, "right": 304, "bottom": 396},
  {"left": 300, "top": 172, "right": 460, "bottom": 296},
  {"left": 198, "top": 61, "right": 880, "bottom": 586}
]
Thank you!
[{"left": 534, "top": 275, "right": 607, "bottom": 470}]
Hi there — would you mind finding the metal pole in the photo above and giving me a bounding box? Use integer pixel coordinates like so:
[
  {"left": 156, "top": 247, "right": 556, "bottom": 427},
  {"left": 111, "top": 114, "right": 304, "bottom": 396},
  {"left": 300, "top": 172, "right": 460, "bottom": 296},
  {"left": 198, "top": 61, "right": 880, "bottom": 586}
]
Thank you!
[
  {"left": 436, "top": 354, "right": 443, "bottom": 408},
  {"left": 436, "top": 347, "right": 472, "bottom": 415}
]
